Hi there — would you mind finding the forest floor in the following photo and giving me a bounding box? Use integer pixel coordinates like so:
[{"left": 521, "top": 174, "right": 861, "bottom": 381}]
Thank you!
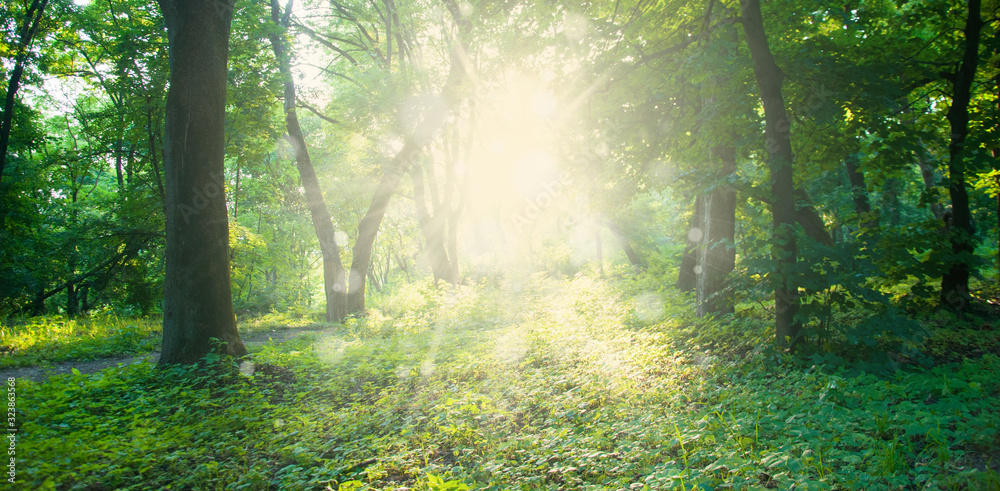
[
  {"left": 0, "top": 324, "right": 335, "bottom": 382},
  {"left": 15, "top": 274, "right": 1000, "bottom": 490}
]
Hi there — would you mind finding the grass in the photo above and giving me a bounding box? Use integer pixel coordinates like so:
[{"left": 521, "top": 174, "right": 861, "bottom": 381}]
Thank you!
[
  {"left": 15, "top": 274, "right": 1000, "bottom": 490},
  {"left": 0, "top": 313, "right": 161, "bottom": 368},
  {"left": 0, "top": 307, "right": 336, "bottom": 369}
]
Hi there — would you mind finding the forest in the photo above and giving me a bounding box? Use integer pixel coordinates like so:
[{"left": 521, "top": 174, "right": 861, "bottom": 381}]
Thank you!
[{"left": 2, "top": 0, "right": 1000, "bottom": 488}]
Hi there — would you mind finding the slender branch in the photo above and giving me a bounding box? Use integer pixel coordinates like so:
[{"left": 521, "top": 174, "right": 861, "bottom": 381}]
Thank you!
[
  {"left": 292, "top": 21, "right": 362, "bottom": 65},
  {"left": 303, "top": 62, "right": 373, "bottom": 93},
  {"left": 296, "top": 99, "right": 342, "bottom": 125}
]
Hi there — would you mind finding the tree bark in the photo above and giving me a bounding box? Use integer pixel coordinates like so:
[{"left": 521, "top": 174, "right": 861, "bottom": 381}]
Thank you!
[
  {"left": 157, "top": 0, "right": 247, "bottom": 364},
  {"left": 696, "top": 145, "right": 737, "bottom": 317},
  {"left": 0, "top": 0, "right": 49, "bottom": 186},
  {"left": 940, "top": 0, "right": 983, "bottom": 311},
  {"left": 741, "top": 0, "right": 801, "bottom": 347},
  {"left": 268, "top": 0, "right": 347, "bottom": 322},
  {"left": 750, "top": 187, "right": 832, "bottom": 245},
  {"left": 676, "top": 147, "right": 737, "bottom": 315}
]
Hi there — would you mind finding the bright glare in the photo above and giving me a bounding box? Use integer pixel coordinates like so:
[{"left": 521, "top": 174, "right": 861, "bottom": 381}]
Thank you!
[{"left": 465, "top": 75, "right": 562, "bottom": 218}]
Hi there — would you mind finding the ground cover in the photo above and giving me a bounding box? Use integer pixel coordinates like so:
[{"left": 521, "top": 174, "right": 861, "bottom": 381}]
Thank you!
[
  {"left": 15, "top": 275, "right": 1000, "bottom": 490},
  {"left": 0, "top": 310, "right": 332, "bottom": 382}
]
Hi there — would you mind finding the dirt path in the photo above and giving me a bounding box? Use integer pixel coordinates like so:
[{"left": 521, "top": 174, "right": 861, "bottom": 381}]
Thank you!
[{"left": 0, "top": 326, "right": 338, "bottom": 383}]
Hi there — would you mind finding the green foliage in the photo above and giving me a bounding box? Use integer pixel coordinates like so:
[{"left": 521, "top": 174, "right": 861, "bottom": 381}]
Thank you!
[
  {"left": 791, "top": 239, "right": 929, "bottom": 370},
  {"left": 239, "top": 309, "right": 330, "bottom": 334},
  {"left": 19, "top": 275, "right": 1000, "bottom": 490},
  {"left": 5, "top": 0, "right": 1000, "bottom": 485},
  {"left": 0, "top": 313, "right": 160, "bottom": 367},
  {"left": 534, "top": 239, "right": 579, "bottom": 277}
]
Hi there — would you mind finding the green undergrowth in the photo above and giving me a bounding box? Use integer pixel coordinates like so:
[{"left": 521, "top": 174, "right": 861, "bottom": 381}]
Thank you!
[
  {"left": 0, "top": 314, "right": 161, "bottom": 368},
  {"left": 19, "top": 275, "right": 1000, "bottom": 490},
  {"left": 238, "top": 309, "right": 335, "bottom": 334},
  {"left": 0, "top": 308, "right": 337, "bottom": 369}
]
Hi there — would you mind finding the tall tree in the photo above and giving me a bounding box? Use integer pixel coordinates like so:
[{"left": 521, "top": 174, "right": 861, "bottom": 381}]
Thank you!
[
  {"left": 267, "top": 0, "right": 348, "bottom": 322},
  {"left": 157, "top": 0, "right": 247, "bottom": 364},
  {"left": 687, "top": 3, "right": 738, "bottom": 317},
  {"left": 940, "top": 0, "right": 984, "bottom": 310},
  {"left": 696, "top": 145, "right": 737, "bottom": 317},
  {"left": 347, "top": 0, "right": 470, "bottom": 313},
  {"left": 0, "top": 0, "right": 49, "bottom": 185},
  {"left": 740, "top": 0, "right": 801, "bottom": 346}
]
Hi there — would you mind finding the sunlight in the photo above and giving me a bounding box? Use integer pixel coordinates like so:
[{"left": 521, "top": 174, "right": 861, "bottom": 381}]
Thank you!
[
  {"left": 464, "top": 74, "right": 565, "bottom": 225},
  {"left": 290, "top": 3, "right": 335, "bottom": 100},
  {"left": 18, "top": 0, "right": 1000, "bottom": 486},
  {"left": 529, "top": 90, "right": 558, "bottom": 119},
  {"left": 486, "top": 277, "right": 650, "bottom": 393}
]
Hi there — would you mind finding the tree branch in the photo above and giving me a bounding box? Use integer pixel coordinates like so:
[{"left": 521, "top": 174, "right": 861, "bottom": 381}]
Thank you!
[
  {"left": 296, "top": 99, "right": 342, "bottom": 125},
  {"left": 292, "top": 21, "right": 362, "bottom": 66}
]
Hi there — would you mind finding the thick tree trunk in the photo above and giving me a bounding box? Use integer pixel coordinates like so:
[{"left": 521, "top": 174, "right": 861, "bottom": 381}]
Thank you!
[
  {"left": 66, "top": 283, "right": 77, "bottom": 316},
  {"left": 696, "top": 145, "right": 737, "bottom": 317},
  {"left": 445, "top": 138, "right": 464, "bottom": 283},
  {"left": 741, "top": 0, "right": 801, "bottom": 347},
  {"left": 676, "top": 147, "right": 737, "bottom": 315},
  {"left": 0, "top": 0, "right": 48, "bottom": 186},
  {"left": 268, "top": 0, "right": 347, "bottom": 322},
  {"left": 79, "top": 284, "right": 89, "bottom": 314},
  {"left": 751, "top": 188, "right": 832, "bottom": 245},
  {"left": 412, "top": 120, "right": 466, "bottom": 285},
  {"left": 157, "top": 0, "right": 247, "bottom": 364},
  {"left": 287, "top": 109, "right": 348, "bottom": 321},
  {"left": 940, "top": 0, "right": 983, "bottom": 311}
]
